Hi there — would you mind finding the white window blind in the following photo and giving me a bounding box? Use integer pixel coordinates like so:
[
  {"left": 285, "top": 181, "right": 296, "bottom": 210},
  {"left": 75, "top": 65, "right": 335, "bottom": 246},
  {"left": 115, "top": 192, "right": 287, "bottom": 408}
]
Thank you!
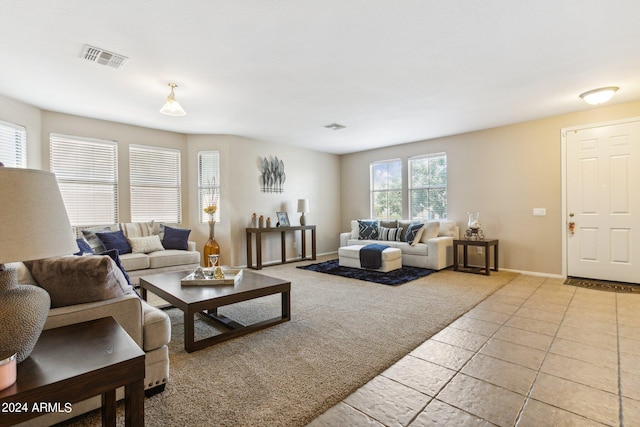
[
  {"left": 130, "top": 145, "right": 181, "bottom": 223},
  {"left": 50, "top": 133, "right": 118, "bottom": 226},
  {"left": 370, "top": 159, "right": 402, "bottom": 219},
  {"left": 408, "top": 153, "right": 447, "bottom": 220},
  {"left": 0, "top": 120, "right": 27, "bottom": 167},
  {"left": 198, "top": 151, "right": 220, "bottom": 223}
]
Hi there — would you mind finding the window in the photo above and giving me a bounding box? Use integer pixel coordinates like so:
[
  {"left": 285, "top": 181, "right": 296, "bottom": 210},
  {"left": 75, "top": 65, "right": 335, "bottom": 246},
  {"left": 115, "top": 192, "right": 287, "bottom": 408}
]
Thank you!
[
  {"left": 198, "top": 151, "right": 220, "bottom": 223},
  {"left": 408, "top": 153, "right": 447, "bottom": 220},
  {"left": 370, "top": 159, "right": 402, "bottom": 219},
  {"left": 130, "top": 145, "right": 181, "bottom": 223},
  {"left": 0, "top": 120, "right": 27, "bottom": 167},
  {"left": 50, "top": 134, "right": 118, "bottom": 226}
]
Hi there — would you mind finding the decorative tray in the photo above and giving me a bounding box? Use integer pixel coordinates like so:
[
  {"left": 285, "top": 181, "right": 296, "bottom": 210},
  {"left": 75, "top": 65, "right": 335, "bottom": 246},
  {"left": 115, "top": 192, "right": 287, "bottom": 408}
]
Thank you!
[{"left": 181, "top": 268, "right": 243, "bottom": 286}]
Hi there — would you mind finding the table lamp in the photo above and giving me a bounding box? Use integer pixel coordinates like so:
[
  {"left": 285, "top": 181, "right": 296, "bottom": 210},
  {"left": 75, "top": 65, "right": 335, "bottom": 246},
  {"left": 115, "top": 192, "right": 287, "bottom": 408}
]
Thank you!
[
  {"left": 297, "top": 199, "right": 309, "bottom": 226},
  {"left": 0, "top": 167, "right": 78, "bottom": 388}
]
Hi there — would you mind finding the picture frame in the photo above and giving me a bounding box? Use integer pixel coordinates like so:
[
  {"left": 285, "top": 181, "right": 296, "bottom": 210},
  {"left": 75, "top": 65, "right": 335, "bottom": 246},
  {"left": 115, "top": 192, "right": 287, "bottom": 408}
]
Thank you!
[{"left": 276, "top": 212, "right": 290, "bottom": 227}]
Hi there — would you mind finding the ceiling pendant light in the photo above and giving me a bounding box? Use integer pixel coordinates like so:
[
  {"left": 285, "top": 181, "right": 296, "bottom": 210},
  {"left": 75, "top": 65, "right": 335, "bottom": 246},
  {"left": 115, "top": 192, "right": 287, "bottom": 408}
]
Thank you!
[
  {"left": 579, "top": 86, "right": 619, "bottom": 105},
  {"left": 160, "top": 83, "right": 186, "bottom": 116}
]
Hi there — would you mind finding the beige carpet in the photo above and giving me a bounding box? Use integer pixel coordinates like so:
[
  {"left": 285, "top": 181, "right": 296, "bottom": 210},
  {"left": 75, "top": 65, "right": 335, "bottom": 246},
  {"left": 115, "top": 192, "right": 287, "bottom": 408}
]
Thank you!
[{"left": 63, "top": 257, "right": 518, "bottom": 427}]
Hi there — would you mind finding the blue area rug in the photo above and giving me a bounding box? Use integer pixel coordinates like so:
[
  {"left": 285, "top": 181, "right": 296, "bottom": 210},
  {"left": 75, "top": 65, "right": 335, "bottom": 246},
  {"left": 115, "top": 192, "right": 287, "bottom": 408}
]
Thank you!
[{"left": 297, "top": 259, "right": 435, "bottom": 286}]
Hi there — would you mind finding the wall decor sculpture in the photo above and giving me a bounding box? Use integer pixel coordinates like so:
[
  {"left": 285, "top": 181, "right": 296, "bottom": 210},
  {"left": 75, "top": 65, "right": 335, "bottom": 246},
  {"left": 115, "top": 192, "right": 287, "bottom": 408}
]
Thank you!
[{"left": 261, "top": 156, "right": 286, "bottom": 193}]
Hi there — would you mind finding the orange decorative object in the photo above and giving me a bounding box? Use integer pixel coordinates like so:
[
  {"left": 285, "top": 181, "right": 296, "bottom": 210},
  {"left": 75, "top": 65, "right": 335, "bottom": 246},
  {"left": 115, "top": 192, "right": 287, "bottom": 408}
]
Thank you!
[
  {"left": 204, "top": 221, "right": 220, "bottom": 267},
  {"left": 568, "top": 221, "right": 575, "bottom": 235}
]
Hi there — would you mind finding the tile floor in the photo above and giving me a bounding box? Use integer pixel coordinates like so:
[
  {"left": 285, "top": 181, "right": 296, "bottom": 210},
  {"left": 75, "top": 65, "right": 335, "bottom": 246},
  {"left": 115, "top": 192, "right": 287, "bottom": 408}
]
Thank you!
[{"left": 308, "top": 274, "right": 640, "bottom": 427}]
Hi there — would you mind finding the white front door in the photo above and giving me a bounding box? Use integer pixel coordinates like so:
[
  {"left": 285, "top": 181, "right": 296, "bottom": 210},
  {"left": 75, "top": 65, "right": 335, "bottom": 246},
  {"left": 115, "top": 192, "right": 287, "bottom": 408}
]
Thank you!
[{"left": 566, "top": 120, "right": 640, "bottom": 283}]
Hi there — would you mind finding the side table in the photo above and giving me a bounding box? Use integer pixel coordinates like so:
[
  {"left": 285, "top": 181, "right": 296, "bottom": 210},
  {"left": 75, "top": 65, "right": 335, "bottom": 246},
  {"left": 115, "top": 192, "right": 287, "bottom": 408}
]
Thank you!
[
  {"left": 246, "top": 225, "right": 316, "bottom": 269},
  {"left": 453, "top": 239, "right": 499, "bottom": 276},
  {"left": 0, "top": 317, "right": 145, "bottom": 427}
]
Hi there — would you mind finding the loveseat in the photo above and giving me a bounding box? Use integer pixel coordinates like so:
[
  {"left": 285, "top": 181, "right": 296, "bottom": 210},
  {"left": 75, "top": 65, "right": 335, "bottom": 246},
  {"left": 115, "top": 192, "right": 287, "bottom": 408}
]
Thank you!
[
  {"left": 11, "top": 255, "right": 171, "bottom": 426},
  {"left": 78, "top": 220, "right": 201, "bottom": 285},
  {"left": 340, "top": 219, "right": 459, "bottom": 270}
]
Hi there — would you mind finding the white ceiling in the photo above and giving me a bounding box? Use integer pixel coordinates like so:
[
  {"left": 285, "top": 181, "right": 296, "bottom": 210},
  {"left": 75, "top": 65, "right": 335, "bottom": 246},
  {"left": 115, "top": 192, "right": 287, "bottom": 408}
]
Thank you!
[{"left": 2, "top": 1, "right": 640, "bottom": 155}]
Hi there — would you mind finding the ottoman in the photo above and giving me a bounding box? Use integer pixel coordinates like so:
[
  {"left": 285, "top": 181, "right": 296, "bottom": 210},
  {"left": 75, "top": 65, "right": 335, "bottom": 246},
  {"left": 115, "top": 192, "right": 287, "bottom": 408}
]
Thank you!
[{"left": 338, "top": 245, "right": 402, "bottom": 272}]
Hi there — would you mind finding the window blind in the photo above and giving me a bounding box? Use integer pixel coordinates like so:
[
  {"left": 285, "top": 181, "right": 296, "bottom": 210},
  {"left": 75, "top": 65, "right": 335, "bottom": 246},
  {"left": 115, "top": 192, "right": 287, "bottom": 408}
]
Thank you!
[
  {"left": 370, "top": 159, "right": 402, "bottom": 219},
  {"left": 408, "top": 153, "right": 447, "bottom": 220},
  {"left": 0, "top": 120, "right": 27, "bottom": 167},
  {"left": 130, "top": 145, "right": 181, "bottom": 223},
  {"left": 50, "top": 133, "right": 118, "bottom": 226},
  {"left": 198, "top": 151, "right": 220, "bottom": 223}
]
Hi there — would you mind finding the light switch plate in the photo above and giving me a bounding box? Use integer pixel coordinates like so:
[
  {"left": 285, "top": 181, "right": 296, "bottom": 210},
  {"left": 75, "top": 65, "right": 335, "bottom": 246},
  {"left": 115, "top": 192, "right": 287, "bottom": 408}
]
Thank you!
[{"left": 533, "top": 208, "right": 546, "bottom": 216}]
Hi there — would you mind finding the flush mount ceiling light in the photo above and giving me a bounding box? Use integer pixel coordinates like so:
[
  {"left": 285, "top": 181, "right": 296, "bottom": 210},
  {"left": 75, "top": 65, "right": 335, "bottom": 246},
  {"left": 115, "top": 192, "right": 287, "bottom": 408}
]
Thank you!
[
  {"left": 324, "top": 123, "right": 346, "bottom": 130},
  {"left": 159, "top": 83, "right": 186, "bottom": 116},
  {"left": 579, "top": 86, "right": 619, "bottom": 105}
]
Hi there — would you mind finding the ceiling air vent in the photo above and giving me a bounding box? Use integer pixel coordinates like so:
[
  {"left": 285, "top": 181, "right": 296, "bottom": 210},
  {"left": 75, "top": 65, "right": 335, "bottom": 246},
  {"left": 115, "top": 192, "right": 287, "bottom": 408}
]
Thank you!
[{"left": 81, "top": 44, "right": 128, "bottom": 69}]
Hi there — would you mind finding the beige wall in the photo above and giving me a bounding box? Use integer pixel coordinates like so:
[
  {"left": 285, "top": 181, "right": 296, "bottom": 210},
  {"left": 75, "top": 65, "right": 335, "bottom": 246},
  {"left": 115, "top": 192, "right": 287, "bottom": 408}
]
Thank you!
[
  {"left": 186, "top": 134, "right": 341, "bottom": 267},
  {"left": 340, "top": 100, "right": 640, "bottom": 275}
]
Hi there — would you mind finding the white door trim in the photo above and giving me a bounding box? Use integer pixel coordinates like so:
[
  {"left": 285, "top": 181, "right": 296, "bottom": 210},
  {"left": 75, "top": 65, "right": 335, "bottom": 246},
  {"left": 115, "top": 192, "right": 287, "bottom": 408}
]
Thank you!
[{"left": 561, "top": 116, "right": 640, "bottom": 278}]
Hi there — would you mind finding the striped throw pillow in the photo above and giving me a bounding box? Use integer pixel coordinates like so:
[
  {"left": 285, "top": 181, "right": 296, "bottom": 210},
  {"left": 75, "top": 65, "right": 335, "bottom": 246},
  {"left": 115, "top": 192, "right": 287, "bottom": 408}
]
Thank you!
[{"left": 378, "top": 226, "right": 402, "bottom": 242}]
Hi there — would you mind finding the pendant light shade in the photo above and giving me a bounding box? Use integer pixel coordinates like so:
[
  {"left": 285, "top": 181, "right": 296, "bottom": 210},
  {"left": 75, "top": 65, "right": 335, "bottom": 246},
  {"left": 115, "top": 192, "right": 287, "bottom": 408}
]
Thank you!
[
  {"left": 160, "top": 83, "right": 186, "bottom": 116},
  {"left": 579, "top": 86, "right": 619, "bottom": 105}
]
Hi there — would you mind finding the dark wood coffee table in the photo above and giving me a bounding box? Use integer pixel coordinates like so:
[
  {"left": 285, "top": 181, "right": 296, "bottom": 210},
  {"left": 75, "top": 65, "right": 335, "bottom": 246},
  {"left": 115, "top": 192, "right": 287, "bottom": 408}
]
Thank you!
[
  {"left": 139, "top": 270, "right": 291, "bottom": 353},
  {"left": 0, "top": 317, "right": 145, "bottom": 427}
]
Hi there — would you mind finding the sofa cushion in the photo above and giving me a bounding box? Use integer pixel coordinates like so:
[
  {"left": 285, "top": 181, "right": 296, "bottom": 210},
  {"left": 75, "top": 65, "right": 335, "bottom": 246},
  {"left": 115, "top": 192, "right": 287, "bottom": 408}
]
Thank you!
[
  {"left": 118, "top": 221, "right": 155, "bottom": 238},
  {"left": 141, "top": 299, "right": 171, "bottom": 351},
  {"left": 378, "top": 226, "right": 402, "bottom": 242},
  {"left": 401, "top": 242, "right": 429, "bottom": 256},
  {"left": 420, "top": 221, "right": 441, "bottom": 243},
  {"left": 379, "top": 220, "right": 398, "bottom": 229},
  {"left": 439, "top": 221, "right": 458, "bottom": 237},
  {"left": 25, "top": 255, "right": 134, "bottom": 308},
  {"left": 129, "top": 235, "right": 165, "bottom": 254},
  {"left": 96, "top": 230, "right": 132, "bottom": 255},
  {"left": 162, "top": 226, "right": 191, "bottom": 250},
  {"left": 119, "top": 253, "right": 150, "bottom": 271},
  {"left": 358, "top": 220, "right": 379, "bottom": 240},
  {"left": 148, "top": 250, "right": 200, "bottom": 269}
]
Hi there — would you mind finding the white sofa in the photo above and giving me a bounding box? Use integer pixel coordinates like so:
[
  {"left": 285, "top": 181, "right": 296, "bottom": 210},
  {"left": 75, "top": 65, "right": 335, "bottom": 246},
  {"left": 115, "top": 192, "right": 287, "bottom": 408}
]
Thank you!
[
  {"left": 340, "top": 219, "right": 459, "bottom": 270},
  {"left": 77, "top": 221, "right": 201, "bottom": 285}
]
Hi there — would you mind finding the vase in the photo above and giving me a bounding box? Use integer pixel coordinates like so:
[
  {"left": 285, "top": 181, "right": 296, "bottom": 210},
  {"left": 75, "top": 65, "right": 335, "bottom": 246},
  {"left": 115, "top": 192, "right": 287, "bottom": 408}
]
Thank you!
[
  {"left": 0, "top": 268, "right": 51, "bottom": 363},
  {"left": 203, "top": 221, "right": 220, "bottom": 267}
]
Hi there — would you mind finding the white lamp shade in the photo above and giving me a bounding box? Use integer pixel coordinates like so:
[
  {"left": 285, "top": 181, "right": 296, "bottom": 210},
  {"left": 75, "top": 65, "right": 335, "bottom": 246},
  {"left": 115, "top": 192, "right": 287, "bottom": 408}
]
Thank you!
[
  {"left": 0, "top": 168, "right": 78, "bottom": 264},
  {"left": 297, "top": 199, "right": 309, "bottom": 213}
]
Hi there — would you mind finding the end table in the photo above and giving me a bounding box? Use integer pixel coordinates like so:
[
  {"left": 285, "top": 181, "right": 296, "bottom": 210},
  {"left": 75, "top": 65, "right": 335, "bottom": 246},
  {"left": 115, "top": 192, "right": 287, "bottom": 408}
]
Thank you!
[
  {"left": 0, "top": 317, "right": 145, "bottom": 427},
  {"left": 453, "top": 239, "right": 499, "bottom": 276}
]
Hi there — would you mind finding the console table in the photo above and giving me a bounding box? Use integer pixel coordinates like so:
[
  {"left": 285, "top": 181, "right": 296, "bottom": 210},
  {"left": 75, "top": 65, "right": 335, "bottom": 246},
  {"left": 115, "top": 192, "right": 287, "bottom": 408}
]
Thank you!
[
  {"left": 453, "top": 239, "right": 499, "bottom": 276},
  {"left": 0, "top": 317, "right": 145, "bottom": 427},
  {"left": 246, "top": 225, "right": 316, "bottom": 269}
]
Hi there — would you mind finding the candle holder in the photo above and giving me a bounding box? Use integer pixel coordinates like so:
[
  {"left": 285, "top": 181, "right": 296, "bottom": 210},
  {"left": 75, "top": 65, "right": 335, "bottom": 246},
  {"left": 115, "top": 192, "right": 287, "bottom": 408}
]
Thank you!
[{"left": 465, "top": 211, "right": 484, "bottom": 240}]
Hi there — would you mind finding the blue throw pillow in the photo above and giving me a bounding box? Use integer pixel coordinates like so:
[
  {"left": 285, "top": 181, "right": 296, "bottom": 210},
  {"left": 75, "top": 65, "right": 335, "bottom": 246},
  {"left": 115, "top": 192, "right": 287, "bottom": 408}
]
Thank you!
[
  {"left": 96, "top": 230, "right": 132, "bottom": 255},
  {"left": 101, "top": 249, "right": 138, "bottom": 296},
  {"left": 73, "top": 238, "right": 95, "bottom": 256},
  {"left": 162, "top": 226, "right": 191, "bottom": 250},
  {"left": 358, "top": 220, "right": 379, "bottom": 240},
  {"left": 405, "top": 222, "right": 424, "bottom": 245}
]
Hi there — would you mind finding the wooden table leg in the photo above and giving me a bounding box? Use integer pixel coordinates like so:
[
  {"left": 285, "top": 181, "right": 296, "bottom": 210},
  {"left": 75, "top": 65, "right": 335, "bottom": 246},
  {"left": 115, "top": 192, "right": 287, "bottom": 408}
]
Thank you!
[
  {"left": 301, "top": 229, "right": 307, "bottom": 259},
  {"left": 281, "top": 230, "right": 287, "bottom": 263},
  {"left": 453, "top": 242, "right": 459, "bottom": 271},
  {"left": 124, "top": 379, "right": 144, "bottom": 427},
  {"left": 494, "top": 242, "right": 499, "bottom": 271},
  {"left": 185, "top": 308, "right": 196, "bottom": 353},
  {"left": 246, "top": 231, "right": 253, "bottom": 269},
  {"left": 101, "top": 389, "right": 116, "bottom": 427},
  {"left": 282, "top": 290, "right": 291, "bottom": 320},
  {"left": 484, "top": 243, "right": 490, "bottom": 275},
  {"left": 311, "top": 228, "right": 316, "bottom": 260},
  {"left": 255, "top": 232, "right": 263, "bottom": 270}
]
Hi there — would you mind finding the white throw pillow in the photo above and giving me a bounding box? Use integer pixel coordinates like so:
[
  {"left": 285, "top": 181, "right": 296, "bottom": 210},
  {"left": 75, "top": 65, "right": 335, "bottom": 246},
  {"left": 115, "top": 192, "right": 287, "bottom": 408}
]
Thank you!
[
  {"left": 420, "top": 221, "right": 441, "bottom": 243},
  {"left": 128, "top": 235, "right": 165, "bottom": 254}
]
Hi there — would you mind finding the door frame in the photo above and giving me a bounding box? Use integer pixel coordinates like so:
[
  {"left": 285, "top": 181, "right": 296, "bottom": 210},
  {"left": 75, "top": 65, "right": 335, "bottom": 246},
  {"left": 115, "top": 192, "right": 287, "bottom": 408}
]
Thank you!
[{"left": 561, "top": 116, "right": 640, "bottom": 278}]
